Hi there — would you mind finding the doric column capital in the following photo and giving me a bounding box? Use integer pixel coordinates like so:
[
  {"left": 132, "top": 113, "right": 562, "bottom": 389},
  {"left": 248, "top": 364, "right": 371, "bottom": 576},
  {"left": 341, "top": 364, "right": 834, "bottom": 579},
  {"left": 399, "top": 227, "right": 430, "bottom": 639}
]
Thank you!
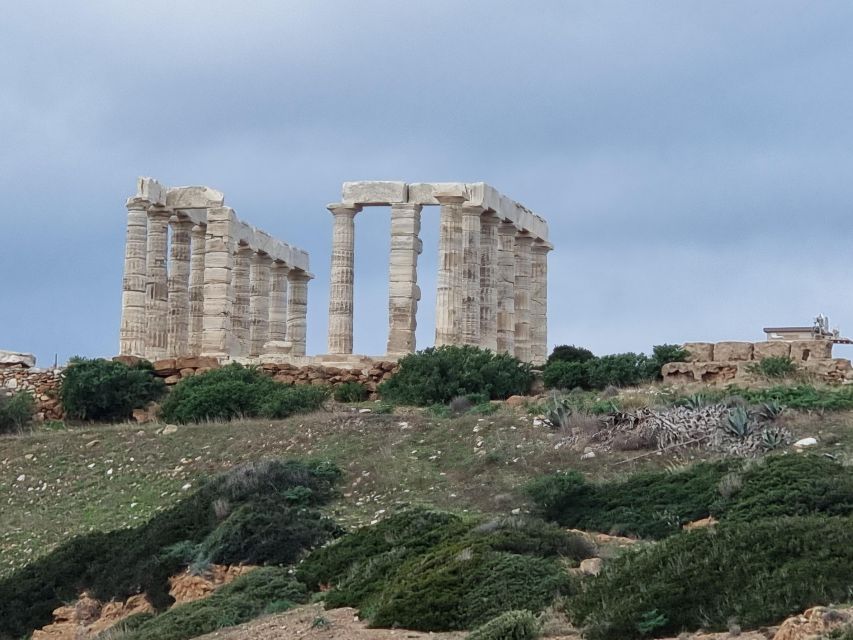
[
  {"left": 191, "top": 222, "right": 207, "bottom": 237},
  {"left": 235, "top": 243, "right": 254, "bottom": 256},
  {"left": 434, "top": 194, "right": 467, "bottom": 206},
  {"left": 531, "top": 241, "right": 553, "bottom": 254},
  {"left": 515, "top": 233, "right": 536, "bottom": 247},
  {"left": 252, "top": 251, "right": 273, "bottom": 266},
  {"left": 390, "top": 202, "right": 423, "bottom": 214},
  {"left": 481, "top": 211, "right": 500, "bottom": 226},
  {"left": 288, "top": 268, "right": 312, "bottom": 283},
  {"left": 326, "top": 203, "right": 362, "bottom": 218},
  {"left": 147, "top": 206, "right": 172, "bottom": 221},
  {"left": 272, "top": 260, "right": 291, "bottom": 274},
  {"left": 460, "top": 203, "right": 486, "bottom": 216},
  {"left": 125, "top": 197, "right": 151, "bottom": 211},
  {"left": 498, "top": 220, "right": 518, "bottom": 235}
]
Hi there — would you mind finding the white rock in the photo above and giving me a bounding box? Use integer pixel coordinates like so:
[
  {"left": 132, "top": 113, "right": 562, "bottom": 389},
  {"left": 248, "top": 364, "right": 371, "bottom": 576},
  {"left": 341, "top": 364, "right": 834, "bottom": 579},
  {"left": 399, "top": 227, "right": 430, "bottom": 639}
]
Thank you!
[
  {"left": 358, "top": 408, "right": 372, "bottom": 414},
  {"left": 581, "top": 451, "right": 596, "bottom": 460},
  {"left": 794, "top": 437, "right": 818, "bottom": 447},
  {"left": 161, "top": 424, "right": 178, "bottom": 435},
  {"left": 4, "top": 378, "right": 18, "bottom": 390},
  {"left": 0, "top": 350, "right": 36, "bottom": 368}
]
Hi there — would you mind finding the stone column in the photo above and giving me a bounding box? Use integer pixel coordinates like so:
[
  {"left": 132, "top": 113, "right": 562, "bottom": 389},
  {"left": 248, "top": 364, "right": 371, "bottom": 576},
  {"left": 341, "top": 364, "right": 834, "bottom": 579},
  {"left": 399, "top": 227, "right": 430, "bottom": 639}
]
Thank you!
[
  {"left": 460, "top": 204, "right": 483, "bottom": 345},
  {"left": 530, "top": 242, "right": 551, "bottom": 366},
  {"left": 119, "top": 198, "right": 149, "bottom": 357},
  {"left": 201, "top": 207, "right": 237, "bottom": 358},
  {"left": 167, "top": 216, "right": 193, "bottom": 357},
  {"left": 496, "top": 222, "right": 517, "bottom": 355},
  {"left": 387, "top": 203, "right": 422, "bottom": 356},
  {"left": 267, "top": 261, "right": 290, "bottom": 344},
  {"left": 513, "top": 234, "right": 534, "bottom": 363},
  {"left": 144, "top": 207, "right": 171, "bottom": 360},
  {"left": 479, "top": 213, "right": 499, "bottom": 352},
  {"left": 188, "top": 223, "right": 207, "bottom": 355},
  {"left": 232, "top": 245, "right": 253, "bottom": 356},
  {"left": 434, "top": 195, "right": 466, "bottom": 346},
  {"left": 249, "top": 252, "right": 272, "bottom": 356},
  {"left": 287, "top": 269, "right": 311, "bottom": 357},
  {"left": 327, "top": 203, "right": 361, "bottom": 355}
]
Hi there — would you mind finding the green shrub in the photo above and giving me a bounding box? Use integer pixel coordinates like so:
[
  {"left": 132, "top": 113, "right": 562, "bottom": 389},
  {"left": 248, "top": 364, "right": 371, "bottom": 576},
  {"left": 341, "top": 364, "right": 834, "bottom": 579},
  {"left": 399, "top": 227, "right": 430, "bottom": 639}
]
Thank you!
[
  {"left": 118, "top": 567, "right": 307, "bottom": 640},
  {"left": 59, "top": 358, "right": 165, "bottom": 422},
  {"left": 159, "top": 364, "right": 328, "bottom": 423},
  {"left": 568, "top": 516, "right": 853, "bottom": 639},
  {"left": 542, "top": 361, "right": 589, "bottom": 390},
  {"left": 333, "top": 381, "right": 369, "bottom": 403},
  {"left": 526, "top": 455, "right": 853, "bottom": 539},
  {"left": 379, "top": 346, "right": 533, "bottom": 406},
  {"left": 547, "top": 345, "right": 595, "bottom": 366},
  {"left": 0, "top": 459, "right": 341, "bottom": 639},
  {"left": 299, "top": 510, "right": 590, "bottom": 632},
  {"left": 586, "top": 353, "right": 651, "bottom": 389},
  {"left": 730, "top": 384, "right": 853, "bottom": 411},
  {"left": 0, "top": 391, "right": 35, "bottom": 433},
  {"left": 748, "top": 356, "right": 799, "bottom": 379},
  {"left": 647, "top": 344, "right": 689, "bottom": 378},
  {"left": 467, "top": 610, "right": 540, "bottom": 640}
]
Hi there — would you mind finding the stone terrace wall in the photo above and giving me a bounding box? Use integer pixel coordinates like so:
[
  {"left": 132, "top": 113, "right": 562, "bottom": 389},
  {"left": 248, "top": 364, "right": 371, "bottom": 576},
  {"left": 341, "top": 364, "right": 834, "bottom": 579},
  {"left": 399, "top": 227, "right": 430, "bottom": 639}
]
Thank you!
[
  {"left": 0, "top": 366, "right": 63, "bottom": 420},
  {"left": 662, "top": 340, "right": 852, "bottom": 386}
]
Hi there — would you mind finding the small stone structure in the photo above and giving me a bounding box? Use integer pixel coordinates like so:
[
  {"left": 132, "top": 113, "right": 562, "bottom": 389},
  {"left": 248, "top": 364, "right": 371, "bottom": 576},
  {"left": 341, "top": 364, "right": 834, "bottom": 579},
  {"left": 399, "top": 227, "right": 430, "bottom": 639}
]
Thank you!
[
  {"left": 0, "top": 350, "right": 63, "bottom": 420},
  {"left": 662, "top": 340, "right": 853, "bottom": 385},
  {"left": 119, "top": 178, "right": 312, "bottom": 362},
  {"left": 324, "top": 181, "right": 552, "bottom": 365}
]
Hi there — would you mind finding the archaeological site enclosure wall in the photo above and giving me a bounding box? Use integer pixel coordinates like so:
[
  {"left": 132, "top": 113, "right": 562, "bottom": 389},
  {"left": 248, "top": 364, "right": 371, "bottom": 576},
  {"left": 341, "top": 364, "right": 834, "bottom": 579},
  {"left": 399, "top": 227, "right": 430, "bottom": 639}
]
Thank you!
[
  {"left": 324, "top": 181, "right": 552, "bottom": 365},
  {"left": 119, "top": 178, "right": 312, "bottom": 361}
]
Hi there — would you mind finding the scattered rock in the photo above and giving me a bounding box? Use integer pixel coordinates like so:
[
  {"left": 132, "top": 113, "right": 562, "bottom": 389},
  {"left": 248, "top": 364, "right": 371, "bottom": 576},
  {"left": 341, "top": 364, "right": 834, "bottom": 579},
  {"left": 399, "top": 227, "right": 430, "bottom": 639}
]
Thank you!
[
  {"left": 505, "top": 395, "right": 528, "bottom": 408},
  {"left": 579, "top": 557, "right": 604, "bottom": 576},
  {"left": 581, "top": 451, "right": 596, "bottom": 460},
  {"left": 161, "top": 424, "right": 178, "bottom": 435},
  {"left": 85, "top": 440, "right": 100, "bottom": 448},
  {"left": 0, "top": 350, "right": 36, "bottom": 368},
  {"left": 683, "top": 516, "right": 718, "bottom": 531},
  {"left": 773, "top": 606, "right": 851, "bottom": 640},
  {"left": 793, "top": 437, "right": 818, "bottom": 448}
]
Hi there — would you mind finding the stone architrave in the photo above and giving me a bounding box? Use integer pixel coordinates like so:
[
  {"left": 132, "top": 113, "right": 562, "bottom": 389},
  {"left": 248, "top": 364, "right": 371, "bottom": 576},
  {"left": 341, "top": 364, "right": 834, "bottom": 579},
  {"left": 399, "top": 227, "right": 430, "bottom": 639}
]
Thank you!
[
  {"left": 232, "top": 246, "right": 253, "bottom": 356},
  {"left": 387, "top": 203, "right": 423, "bottom": 356},
  {"left": 460, "top": 204, "right": 483, "bottom": 345},
  {"left": 287, "top": 270, "right": 311, "bottom": 356},
  {"left": 530, "top": 242, "right": 550, "bottom": 366},
  {"left": 167, "top": 217, "right": 193, "bottom": 357},
  {"left": 188, "top": 223, "right": 207, "bottom": 355},
  {"left": 513, "top": 234, "right": 534, "bottom": 362},
  {"left": 145, "top": 207, "right": 171, "bottom": 359},
  {"left": 119, "top": 198, "right": 150, "bottom": 357},
  {"left": 434, "top": 194, "right": 466, "bottom": 347},
  {"left": 249, "top": 252, "right": 272, "bottom": 357},
  {"left": 479, "top": 213, "right": 499, "bottom": 352},
  {"left": 327, "top": 203, "right": 361, "bottom": 355},
  {"left": 201, "top": 207, "right": 238, "bottom": 357},
  {"left": 496, "top": 222, "right": 517, "bottom": 355},
  {"left": 268, "top": 261, "right": 290, "bottom": 344}
]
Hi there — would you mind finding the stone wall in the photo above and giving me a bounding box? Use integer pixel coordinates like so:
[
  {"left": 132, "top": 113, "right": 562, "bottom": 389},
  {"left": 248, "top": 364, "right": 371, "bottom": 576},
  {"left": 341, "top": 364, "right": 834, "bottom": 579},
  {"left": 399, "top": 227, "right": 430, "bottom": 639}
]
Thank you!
[
  {"left": 0, "top": 366, "right": 63, "bottom": 420},
  {"left": 662, "top": 340, "right": 851, "bottom": 386}
]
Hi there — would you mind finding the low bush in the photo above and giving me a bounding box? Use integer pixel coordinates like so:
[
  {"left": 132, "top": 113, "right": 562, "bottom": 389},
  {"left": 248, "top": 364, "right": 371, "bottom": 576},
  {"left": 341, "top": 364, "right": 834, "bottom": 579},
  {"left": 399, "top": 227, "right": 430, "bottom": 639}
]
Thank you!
[
  {"left": 59, "top": 358, "right": 165, "bottom": 422},
  {"left": 0, "top": 391, "right": 35, "bottom": 433},
  {"left": 542, "top": 361, "right": 589, "bottom": 390},
  {"left": 159, "top": 364, "right": 328, "bottom": 423},
  {"left": 0, "top": 459, "right": 341, "bottom": 639},
  {"left": 379, "top": 346, "right": 533, "bottom": 406},
  {"left": 526, "top": 455, "right": 853, "bottom": 539},
  {"left": 547, "top": 345, "right": 595, "bottom": 366},
  {"left": 732, "top": 384, "right": 853, "bottom": 411},
  {"left": 467, "top": 610, "right": 540, "bottom": 640},
  {"left": 747, "top": 356, "right": 799, "bottom": 379},
  {"left": 333, "top": 381, "right": 369, "bottom": 403},
  {"left": 585, "top": 353, "right": 651, "bottom": 389},
  {"left": 568, "top": 516, "right": 853, "bottom": 639},
  {"left": 299, "top": 510, "right": 591, "bottom": 632},
  {"left": 118, "top": 567, "right": 307, "bottom": 640}
]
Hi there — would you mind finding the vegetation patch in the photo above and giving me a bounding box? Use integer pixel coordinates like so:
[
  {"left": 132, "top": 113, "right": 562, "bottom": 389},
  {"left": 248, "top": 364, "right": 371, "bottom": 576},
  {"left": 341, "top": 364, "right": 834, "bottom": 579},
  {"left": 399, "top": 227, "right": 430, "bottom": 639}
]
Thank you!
[
  {"left": 568, "top": 516, "right": 853, "bottom": 639},
  {"left": 60, "top": 358, "right": 165, "bottom": 422},
  {"left": 379, "top": 345, "right": 533, "bottom": 406},
  {"left": 333, "top": 381, "right": 369, "bottom": 403},
  {"left": 0, "top": 390, "right": 35, "bottom": 433},
  {"left": 159, "top": 364, "right": 329, "bottom": 423},
  {"left": 466, "top": 610, "right": 540, "bottom": 640},
  {"left": 526, "top": 454, "right": 853, "bottom": 538},
  {"left": 0, "top": 459, "right": 341, "bottom": 640}
]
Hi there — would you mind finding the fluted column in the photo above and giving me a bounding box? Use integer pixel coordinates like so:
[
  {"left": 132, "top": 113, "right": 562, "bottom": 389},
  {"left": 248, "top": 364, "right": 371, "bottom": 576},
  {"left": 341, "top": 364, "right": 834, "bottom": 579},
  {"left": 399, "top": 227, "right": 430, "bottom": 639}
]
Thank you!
[
  {"left": 144, "top": 207, "right": 171, "bottom": 360},
  {"left": 201, "top": 207, "right": 237, "bottom": 358},
  {"left": 167, "top": 216, "right": 193, "bottom": 357},
  {"left": 268, "top": 261, "right": 290, "bottom": 344},
  {"left": 461, "top": 204, "right": 483, "bottom": 345},
  {"left": 287, "top": 269, "right": 310, "bottom": 357},
  {"left": 479, "top": 213, "right": 499, "bottom": 352},
  {"left": 119, "top": 198, "right": 149, "bottom": 357},
  {"left": 530, "top": 242, "right": 551, "bottom": 366},
  {"left": 435, "top": 194, "right": 465, "bottom": 346},
  {"left": 249, "top": 252, "right": 272, "bottom": 357},
  {"left": 232, "top": 245, "right": 252, "bottom": 356},
  {"left": 327, "top": 203, "right": 360, "bottom": 354},
  {"left": 188, "top": 223, "right": 207, "bottom": 356},
  {"left": 513, "top": 234, "right": 534, "bottom": 362},
  {"left": 387, "top": 203, "right": 423, "bottom": 356},
  {"left": 496, "top": 222, "right": 517, "bottom": 355}
]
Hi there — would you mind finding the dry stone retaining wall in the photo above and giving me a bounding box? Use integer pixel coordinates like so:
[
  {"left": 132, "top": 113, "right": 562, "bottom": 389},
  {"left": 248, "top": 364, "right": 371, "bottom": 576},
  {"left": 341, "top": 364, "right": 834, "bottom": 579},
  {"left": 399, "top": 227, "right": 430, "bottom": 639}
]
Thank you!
[{"left": 0, "top": 366, "right": 63, "bottom": 420}]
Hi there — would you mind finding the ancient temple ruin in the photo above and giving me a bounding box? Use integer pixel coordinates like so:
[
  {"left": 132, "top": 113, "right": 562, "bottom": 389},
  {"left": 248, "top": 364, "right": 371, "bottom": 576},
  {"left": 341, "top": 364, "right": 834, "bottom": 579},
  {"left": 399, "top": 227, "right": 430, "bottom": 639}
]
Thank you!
[
  {"left": 119, "top": 178, "right": 312, "bottom": 361},
  {"left": 324, "top": 182, "right": 552, "bottom": 365}
]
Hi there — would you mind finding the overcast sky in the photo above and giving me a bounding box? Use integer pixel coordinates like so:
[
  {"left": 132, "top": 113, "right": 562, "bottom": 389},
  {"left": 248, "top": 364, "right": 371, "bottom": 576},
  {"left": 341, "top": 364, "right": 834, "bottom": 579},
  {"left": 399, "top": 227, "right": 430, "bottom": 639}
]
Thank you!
[{"left": 3, "top": 1, "right": 853, "bottom": 366}]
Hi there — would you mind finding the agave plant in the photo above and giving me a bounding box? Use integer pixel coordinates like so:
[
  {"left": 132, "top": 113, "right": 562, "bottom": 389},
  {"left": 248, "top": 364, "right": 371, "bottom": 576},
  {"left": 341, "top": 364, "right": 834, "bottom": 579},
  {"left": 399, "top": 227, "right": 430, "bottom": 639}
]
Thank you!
[
  {"left": 681, "top": 393, "right": 708, "bottom": 410},
  {"left": 724, "top": 406, "right": 754, "bottom": 439},
  {"left": 543, "top": 392, "right": 572, "bottom": 430},
  {"left": 758, "top": 400, "right": 786, "bottom": 422},
  {"left": 760, "top": 426, "right": 787, "bottom": 451}
]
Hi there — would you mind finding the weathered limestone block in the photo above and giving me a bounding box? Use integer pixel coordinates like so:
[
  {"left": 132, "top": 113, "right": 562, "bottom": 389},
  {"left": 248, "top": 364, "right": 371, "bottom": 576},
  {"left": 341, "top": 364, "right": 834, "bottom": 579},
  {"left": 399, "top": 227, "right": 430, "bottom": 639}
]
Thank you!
[
  {"left": 753, "top": 341, "right": 792, "bottom": 360},
  {"left": 790, "top": 339, "right": 833, "bottom": 362},
  {"left": 232, "top": 246, "right": 253, "bottom": 356},
  {"left": 249, "top": 253, "right": 272, "bottom": 356},
  {"left": 268, "top": 262, "right": 290, "bottom": 344},
  {"left": 713, "top": 341, "right": 754, "bottom": 362},
  {"left": 286, "top": 270, "right": 310, "bottom": 357},
  {"left": 0, "top": 350, "right": 36, "bottom": 368},
  {"left": 342, "top": 181, "right": 407, "bottom": 205},
  {"left": 188, "top": 224, "right": 207, "bottom": 356},
  {"left": 165, "top": 185, "right": 225, "bottom": 209},
  {"left": 696, "top": 362, "right": 739, "bottom": 384},
  {"left": 201, "top": 207, "right": 237, "bottom": 357},
  {"left": 683, "top": 342, "right": 714, "bottom": 362}
]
